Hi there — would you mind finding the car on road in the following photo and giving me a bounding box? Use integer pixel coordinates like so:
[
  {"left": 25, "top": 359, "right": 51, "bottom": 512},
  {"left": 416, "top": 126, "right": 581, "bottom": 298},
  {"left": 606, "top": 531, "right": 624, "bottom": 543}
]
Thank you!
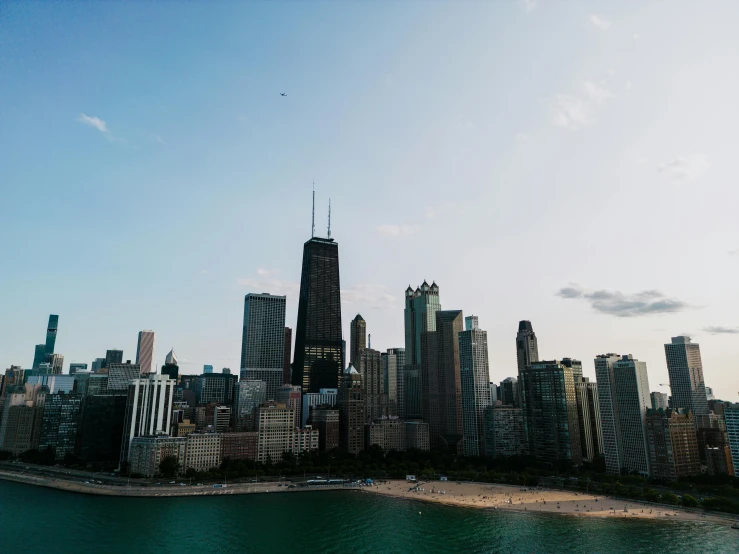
[
  {"left": 197, "top": 483, "right": 203, "bottom": 486},
  {"left": 169, "top": 481, "right": 176, "bottom": 484}
]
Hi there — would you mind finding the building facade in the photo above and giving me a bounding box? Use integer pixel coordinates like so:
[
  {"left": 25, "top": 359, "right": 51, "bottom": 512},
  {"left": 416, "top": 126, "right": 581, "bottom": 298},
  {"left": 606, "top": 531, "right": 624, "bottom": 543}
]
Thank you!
[
  {"left": 136, "top": 330, "right": 156, "bottom": 375},
  {"left": 594, "top": 353, "right": 623, "bottom": 474},
  {"left": 39, "top": 392, "right": 83, "bottom": 461},
  {"left": 240, "top": 293, "right": 286, "bottom": 390},
  {"left": 309, "top": 406, "right": 339, "bottom": 451},
  {"left": 404, "top": 282, "right": 440, "bottom": 419},
  {"left": 221, "top": 432, "right": 258, "bottom": 462},
  {"left": 302, "top": 388, "right": 337, "bottom": 428},
  {"left": 612, "top": 355, "right": 652, "bottom": 476},
  {"left": 256, "top": 402, "right": 295, "bottom": 464},
  {"left": 275, "top": 384, "right": 302, "bottom": 430},
  {"left": 646, "top": 408, "right": 700, "bottom": 480},
  {"left": 195, "top": 374, "right": 237, "bottom": 405},
  {"left": 483, "top": 404, "right": 526, "bottom": 458},
  {"left": 350, "top": 314, "right": 366, "bottom": 366},
  {"left": 651, "top": 391, "right": 669, "bottom": 410},
  {"left": 184, "top": 432, "right": 222, "bottom": 472},
  {"left": 129, "top": 436, "right": 186, "bottom": 477},
  {"left": 359, "top": 348, "right": 387, "bottom": 422},
  {"left": 459, "top": 317, "right": 491, "bottom": 457},
  {"left": 574, "top": 377, "right": 603, "bottom": 462},
  {"left": 338, "top": 365, "right": 364, "bottom": 454},
  {"left": 664, "top": 336, "right": 709, "bottom": 417}
]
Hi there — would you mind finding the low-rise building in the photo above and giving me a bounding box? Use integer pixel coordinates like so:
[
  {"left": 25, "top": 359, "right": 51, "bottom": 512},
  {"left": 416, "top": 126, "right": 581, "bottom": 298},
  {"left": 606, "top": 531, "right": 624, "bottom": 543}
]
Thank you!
[
  {"left": 309, "top": 406, "right": 339, "bottom": 451},
  {"left": 173, "top": 419, "right": 196, "bottom": 437},
  {"left": 483, "top": 404, "right": 526, "bottom": 458},
  {"left": 293, "top": 427, "right": 319, "bottom": 455},
  {"left": 221, "top": 432, "right": 258, "bottom": 462},
  {"left": 364, "top": 418, "right": 430, "bottom": 452},
  {"left": 184, "top": 432, "right": 222, "bottom": 472},
  {"left": 128, "top": 435, "right": 186, "bottom": 478}
]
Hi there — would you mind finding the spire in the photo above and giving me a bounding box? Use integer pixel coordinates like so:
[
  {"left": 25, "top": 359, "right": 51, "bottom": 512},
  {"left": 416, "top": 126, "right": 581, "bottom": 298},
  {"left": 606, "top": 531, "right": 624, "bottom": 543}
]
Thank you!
[
  {"left": 311, "top": 182, "right": 315, "bottom": 238},
  {"left": 327, "top": 198, "right": 331, "bottom": 239}
]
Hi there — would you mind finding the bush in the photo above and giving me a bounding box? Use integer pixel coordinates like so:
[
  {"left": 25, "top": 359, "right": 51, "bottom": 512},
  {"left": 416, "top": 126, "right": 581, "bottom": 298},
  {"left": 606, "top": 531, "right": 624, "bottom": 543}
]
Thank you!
[
  {"left": 681, "top": 494, "right": 699, "bottom": 508},
  {"left": 662, "top": 492, "right": 679, "bottom": 505},
  {"left": 701, "top": 497, "right": 739, "bottom": 514},
  {"left": 644, "top": 489, "right": 660, "bottom": 502}
]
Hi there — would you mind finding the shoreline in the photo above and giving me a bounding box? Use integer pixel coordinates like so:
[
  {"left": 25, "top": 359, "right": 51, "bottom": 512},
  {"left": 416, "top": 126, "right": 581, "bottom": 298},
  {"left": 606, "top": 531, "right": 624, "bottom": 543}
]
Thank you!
[{"left": 362, "top": 479, "right": 738, "bottom": 526}]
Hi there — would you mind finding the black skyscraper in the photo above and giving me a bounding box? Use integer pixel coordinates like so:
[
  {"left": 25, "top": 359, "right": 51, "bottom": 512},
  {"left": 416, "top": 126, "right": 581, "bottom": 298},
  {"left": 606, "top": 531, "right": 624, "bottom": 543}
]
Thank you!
[
  {"left": 292, "top": 237, "right": 344, "bottom": 392},
  {"left": 45, "top": 314, "right": 59, "bottom": 355}
]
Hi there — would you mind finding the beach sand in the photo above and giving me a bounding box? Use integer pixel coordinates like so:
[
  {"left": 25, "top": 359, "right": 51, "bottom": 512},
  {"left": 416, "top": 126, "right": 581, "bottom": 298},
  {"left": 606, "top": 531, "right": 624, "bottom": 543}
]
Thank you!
[{"left": 363, "top": 480, "right": 731, "bottom": 524}]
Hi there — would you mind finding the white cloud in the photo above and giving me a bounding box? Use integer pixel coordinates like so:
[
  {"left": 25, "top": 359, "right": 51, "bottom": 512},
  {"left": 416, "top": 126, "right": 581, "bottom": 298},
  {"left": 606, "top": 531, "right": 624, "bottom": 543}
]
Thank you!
[
  {"left": 257, "top": 268, "right": 280, "bottom": 277},
  {"left": 515, "top": 132, "right": 530, "bottom": 144},
  {"left": 589, "top": 14, "right": 611, "bottom": 30},
  {"left": 657, "top": 154, "right": 708, "bottom": 182},
  {"left": 557, "top": 284, "right": 689, "bottom": 317},
  {"left": 376, "top": 224, "right": 420, "bottom": 237},
  {"left": 703, "top": 326, "right": 739, "bottom": 335},
  {"left": 341, "top": 284, "right": 396, "bottom": 310},
  {"left": 78, "top": 113, "right": 108, "bottom": 133},
  {"left": 583, "top": 81, "right": 614, "bottom": 104},
  {"left": 552, "top": 95, "right": 593, "bottom": 129},
  {"left": 520, "top": 0, "right": 536, "bottom": 14}
]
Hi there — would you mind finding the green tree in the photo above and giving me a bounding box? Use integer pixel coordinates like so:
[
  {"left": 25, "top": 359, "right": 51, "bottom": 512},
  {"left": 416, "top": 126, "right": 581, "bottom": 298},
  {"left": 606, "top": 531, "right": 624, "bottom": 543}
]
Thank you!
[
  {"left": 644, "top": 489, "right": 660, "bottom": 502},
  {"left": 159, "top": 455, "right": 180, "bottom": 478},
  {"left": 662, "top": 492, "right": 679, "bottom": 505},
  {"left": 681, "top": 494, "right": 699, "bottom": 507}
]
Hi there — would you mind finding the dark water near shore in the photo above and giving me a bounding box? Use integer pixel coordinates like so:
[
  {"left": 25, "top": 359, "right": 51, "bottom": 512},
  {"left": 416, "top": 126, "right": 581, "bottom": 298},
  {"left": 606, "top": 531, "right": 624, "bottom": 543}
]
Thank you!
[{"left": 0, "top": 480, "right": 737, "bottom": 553}]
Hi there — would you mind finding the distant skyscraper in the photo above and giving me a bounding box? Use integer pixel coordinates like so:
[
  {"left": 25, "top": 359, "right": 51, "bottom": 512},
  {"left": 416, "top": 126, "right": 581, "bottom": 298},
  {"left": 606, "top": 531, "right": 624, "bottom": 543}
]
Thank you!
[
  {"left": 241, "top": 293, "right": 287, "bottom": 370},
  {"left": 136, "top": 330, "right": 155, "bottom": 375},
  {"left": 107, "top": 362, "right": 141, "bottom": 393},
  {"left": 69, "top": 363, "right": 87, "bottom": 375},
  {"left": 276, "top": 384, "right": 302, "bottom": 429},
  {"left": 350, "top": 314, "right": 366, "bottom": 366},
  {"left": 515, "top": 320, "right": 539, "bottom": 375},
  {"left": 359, "top": 348, "right": 387, "bottom": 421},
  {"left": 293, "top": 236, "right": 343, "bottom": 393},
  {"left": 484, "top": 404, "right": 526, "bottom": 458},
  {"left": 724, "top": 404, "right": 739, "bottom": 474},
  {"left": 520, "top": 360, "right": 582, "bottom": 465},
  {"left": 460, "top": 317, "right": 491, "bottom": 457},
  {"left": 422, "top": 309, "right": 464, "bottom": 452},
  {"left": 233, "top": 379, "right": 267, "bottom": 431},
  {"left": 499, "top": 377, "right": 519, "bottom": 407},
  {"left": 574, "top": 375, "right": 603, "bottom": 462},
  {"left": 105, "top": 349, "right": 123, "bottom": 367},
  {"left": 383, "top": 348, "right": 404, "bottom": 417},
  {"left": 646, "top": 408, "right": 701, "bottom": 480},
  {"left": 665, "top": 336, "right": 709, "bottom": 417},
  {"left": 203, "top": 365, "right": 213, "bottom": 374},
  {"left": 39, "top": 392, "right": 82, "bottom": 461},
  {"left": 44, "top": 353, "right": 64, "bottom": 375},
  {"left": 594, "top": 353, "right": 623, "bottom": 474},
  {"left": 613, "top": 355, "right": 652, "bottom": 476},
  {"left": 651, "top": 391, "right": 669, "bottom": 410},
  {"left": 338, "top": 365, "right": 364, "bottom": 455},
  {"left": 32, "top": 344, "right": 46, "bottom": 370},
  {"left": 403, "top": 281, "right": 440, "bottom": 419},
  {"left": 162, "top": 349, "right": 179, "bottom": 381},
  {"left": 45, "top": 315, "right": 59, "bottom": 356},
  {"left": 91, "top": 358, "right": 105, "bottom": 373},
  {"left": 283, "top": 327, "right": 292, "bottom": 385}
]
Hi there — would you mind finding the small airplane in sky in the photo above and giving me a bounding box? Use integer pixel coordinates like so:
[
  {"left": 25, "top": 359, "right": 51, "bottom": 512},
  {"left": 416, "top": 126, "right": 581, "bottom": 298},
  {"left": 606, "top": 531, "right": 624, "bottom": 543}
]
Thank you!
[{"left": 280, "top": 92, "right": 287, "bottom": 96}]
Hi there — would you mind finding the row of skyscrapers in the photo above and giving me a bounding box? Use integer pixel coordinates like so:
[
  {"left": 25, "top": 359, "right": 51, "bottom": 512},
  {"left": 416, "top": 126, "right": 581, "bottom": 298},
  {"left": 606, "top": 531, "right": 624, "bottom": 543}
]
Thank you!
[{"left": 1, "top": 227, "right": 737, "bottom": 482}]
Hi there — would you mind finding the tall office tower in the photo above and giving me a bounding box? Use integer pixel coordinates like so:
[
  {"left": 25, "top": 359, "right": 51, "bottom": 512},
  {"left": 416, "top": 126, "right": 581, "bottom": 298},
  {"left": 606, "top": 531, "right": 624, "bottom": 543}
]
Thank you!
[
  {"left": 136, "top": 330, "right": 155, "bottom": 375},
  {"left": 696, "top": 414, "right": 735, "bottom": 476},
  {"left": 383, "top": 348, "right": 405, "bottom": 417},
  {"left": 283, "top": 327, "right": 292, "bottom": 385},
  {"left": 161, "top": 349, "right": 179, "bottom": 381},
  {"left": 293, "top": 233, "right": 343, "bottom": 393},
  {"left": 651, "top": 391, "right": 669, "bottom": 410},
  {"left": 515, "top": 320, "right": 539, "bottom": 375},
  {"left": 499, "top": 377, "right": 519, "bottom": 407},
  {"left": 105, "top": 350, "right": 123, "bottom": 367},
  {"left": 665, "top": 336, "right": 709, "bottom": 417},
  {"left": 422, "top": 310, "right": 464, "bottom": 452},
  {"left": 241, "top": 293, "right": 287, "bottom": 369},
  {"left": 338, "top": 365, "right": 364, "bottom": 454},
  {"left": 612, "top": 355, "right": 652, "bottom": 476},
  {"left": 119, "top": 374, "right": 176, "bottom": 467},
  {"left": 45, "top": 314, "right": 59, "bottom": 355},
  {"left": 594, "top": 353, "right": 623, "bottom": 474},
  {"left": 195, "top": 373, "right": 237, "bottom": 405},
  {"left": 276, "top": 384, "right": 302, "bottom": 429},
  {"left": 646, "top": 408, "right": 701, "bottom": 480},
  {"left": 69, "top": 363, "right": 87, "bottom": 375},
  {"left": 39, "top": 392, "right": 83, "bottom": 461},
  {"left": 310, "top": 407, "right": 340, "bottom": 451},
  {"left": 301, "top": 388, "right": 338, "bottom": 427},
  {"left": 78, "top": 394, "right": 128, "bottom": 466},
  {"left": 403, "top": 281, "right": 441, "bottom": 419},
  {"left": 483, "top": 404, "right": 526, "bottom": 458},
  {"left": 574, "top": 377, "right": 603, "bottom": 462},
  {"left": 358, "top": 348, "right": 387, "bottom": 421},
  {"left": 44, "top": 353, "right": 64, "bottom": 374},
  {"left": 460, "top": 316, "right": 491, "bottom": 457},
  {"left": 561, "top": 358, "right": 583, "bottom": 381},
  {"left": 520, "top": 360, "right": 582, "bottom": 465},
  {"left": 350, "top": 314, "right": 366, "bottom": 365},
  {"left": 705, "top": 386, "right": 715, "bottom": 400},
  {"left": 91, "top": 358, "right": 106, "bottom": 373},
  {"left": 233, "top": 379, "right": 267, "bottom": 431},
  {"left": 107, "top": 362, "right": 141, "bottom": 393},
  {"left": 32, "top": 344, "right": 46, "bottom": 370},
  {"left": 488, "top": 382, "right": 498, "bottom": 405},
  {"left": 725, "top": 404, "right": 739, "bottom": 474}
]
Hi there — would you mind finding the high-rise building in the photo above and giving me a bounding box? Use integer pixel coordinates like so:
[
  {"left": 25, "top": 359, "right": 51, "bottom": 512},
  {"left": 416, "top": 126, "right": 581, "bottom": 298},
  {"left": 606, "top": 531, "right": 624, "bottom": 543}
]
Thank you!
[
  {"left": 499, "top": 377, "right": 519, "bottom": 407},
  {"left": 184, "top": 432, "right": 222, "bottom": 472},
  {"left": 39, "top": 392, "right": 82, "bottom": 461},
  {"left": 338, "top": 364, "right": 364, "bottom": 454},
  {"left": 256, "top": 402, "right": 295, "bottom": 464},
  {"left": 594, "top": 353, "right": 623, "bottom": 474},
  {"left": 44, "top": 353, "right": 64, "bottom": 375},
  {"left": 403, "top": 281, "right": 440, "bottom": 419},
  {"left": 240, "top": 368, "right": 282, "bottom": 401},
  {"left": 283, "top": 327, "right": 292, "bottom": 385},
  {"left": 651, "top": 391, "right": 669, "bottom": 410},
  {"left": 350, "top": 314, "right": 367, "bottom": 366},
  {"left": 611, "top": 355, "right": 652, "bottom": 476},
  {"left": 45, "top": 314, "right": 59, "bottom": 355},
  {"left": 574, "top": 376, "right": 603, "bottom": 462},
  {"left": 221, "top": 432, "right": 258, "bottom": 462},
  {"left": 120, "top": 374, "right": 176, "bottom": 467},
  {"left": 241, "top": 293, "right": 287, "bottom": 371},
  {"left": 234, "top": 379, "right": 267, "bottom": 431},
  {"left": 129, "top": 436, "right": 187, "bottom": 477},
  {"left": 136, "top": 330, "right": 156, "bottom": 375},
  {"left": 0, "top": 384, "right": 45, "bottom": 456},
  {"left": 520, "top": 360, "right": 582, "bottom": 465},
  {"left": 32, "top": 344, "right": 46, "bottom": 370},
  {"left": 309, "top": 406, "right": 340, "bottom": 451},
  {"left": 105, "top": 349, "right": 123, "bottom": 368},
  {"left": 384, "top": 348, "right": 405, "bottom": 418},
  {"left": 422, "top": 309, "right": 464, "bottom": 452},
  {"left": 203, "top": 365, "right": 213, "bottom": 374},
  {"left": 292, "top": 236, "right": 343, "bottom": 393},
  {"left": 107, "top": 362, "right": 141, "bottom": 393},
  {"left": 646, "top": 408, "right": 701, "bottom": 480},
  {"left": 301, "top": 388, "right": 338, "bottom": 428},
  {"left": 488, "top": 382, "right": 498, "bottom": 405},
  {"left": 460, "top": 316, "right": 491, "bottom": 457},
  {"left": 195, "top": 373, "right": 237, "bottom": 405},
  {"left": 515, "top": 320, "right": 539, "bottom": 375},
  {"left": 359, "top": 348, "right": 387, "bottom": 422},
  {"left": 162, "top": 349, "right": 179, "bottom": 382},
  {"left": 275, "top": 385, "right": 302, "bottom": 429},
  {"left": 725, "top": 403, "right": 739, "bottom": 474},
  {"left": 664, "top": 336, "right": 709, "bottom": 417},
  {"left": 78, "top": 394, "right": 128, "bottom": 466},
  {"left": 69, "top": 363, "right": 87, "bottom": 375},
  {"left": 697, "top": 413, "right": 735, "bottom": 476},
  {"left": 483, "top": 404, "right": 526, "bottom": 458},
  {"left": 91, "top": 358, "right": 105, "bottom": 373}
]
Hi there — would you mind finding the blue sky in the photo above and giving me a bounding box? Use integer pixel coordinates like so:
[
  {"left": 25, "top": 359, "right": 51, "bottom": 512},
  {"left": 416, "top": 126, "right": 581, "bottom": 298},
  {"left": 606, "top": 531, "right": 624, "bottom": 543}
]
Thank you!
[{"left": 1, "top": 1, "right": 738, "bottom": 398}]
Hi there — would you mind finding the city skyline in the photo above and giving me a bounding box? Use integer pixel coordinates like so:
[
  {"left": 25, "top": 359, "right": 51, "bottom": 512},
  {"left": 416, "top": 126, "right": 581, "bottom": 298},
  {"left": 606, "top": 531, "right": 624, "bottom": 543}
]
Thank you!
[{"left": 1, "top": 2, "right": 738, "bottom": 400}]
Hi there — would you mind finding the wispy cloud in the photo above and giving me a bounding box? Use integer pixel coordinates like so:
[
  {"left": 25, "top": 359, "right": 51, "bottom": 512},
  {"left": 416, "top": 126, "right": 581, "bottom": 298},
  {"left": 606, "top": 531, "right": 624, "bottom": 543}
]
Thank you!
[
  {"left": 78, "top": 113, "right": 108, "bottom": 133},
  {"left": 236, "top": 276, "right": 299, "bottom": 298},
  {"left": 657, "top": 154, "right": 708, "bottom": 182},
  {"left": 376, "top": 224, "right": 420, "bottom": 237},
  {"left": 342, "top": 284, "right": 396, "bottom": 310},
  {"left": 552, "top": 81, "right": 615, "bottom": 130},
  {"left": 520, "top": 0, "right": 536, "bottom": 13},
  {"left": 556, "top": 284, "right": 689, "bottom": 317},
  {"left": 589, "top": 14, "right": 611, "bottom": 30},
  {"left": 703, "top": 326, "right": 739, "bottom": 335},
  {"left": 256, "top": 268, "right": 280, "bottom": 277}
]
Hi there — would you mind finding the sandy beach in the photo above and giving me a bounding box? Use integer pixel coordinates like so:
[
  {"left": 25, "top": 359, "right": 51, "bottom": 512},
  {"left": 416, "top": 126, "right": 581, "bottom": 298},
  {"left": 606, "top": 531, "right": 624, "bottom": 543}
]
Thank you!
[{"left": 363, "top": 479, "right": 734, "bottom": 525}]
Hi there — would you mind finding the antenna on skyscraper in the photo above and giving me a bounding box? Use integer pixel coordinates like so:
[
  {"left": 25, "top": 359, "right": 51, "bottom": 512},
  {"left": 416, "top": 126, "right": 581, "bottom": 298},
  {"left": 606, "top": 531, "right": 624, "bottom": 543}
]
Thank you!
[
  {"left": 327, "top": 198, "right": 332, "bottom": 239},
  {"left": 368, "top": 333, "right": 371, "bottom": 349},
  {"left": 311, "top": 182, "right": 315, "bottom": 238}
]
